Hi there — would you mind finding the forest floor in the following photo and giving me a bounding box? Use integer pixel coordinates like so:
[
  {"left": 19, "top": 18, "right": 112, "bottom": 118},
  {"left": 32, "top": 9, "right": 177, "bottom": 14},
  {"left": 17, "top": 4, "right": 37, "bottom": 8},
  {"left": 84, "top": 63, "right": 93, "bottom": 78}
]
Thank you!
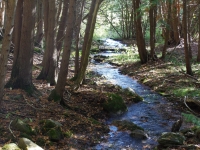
[{"left": 0, "top": 42, "right": 200, "bottom": 149}]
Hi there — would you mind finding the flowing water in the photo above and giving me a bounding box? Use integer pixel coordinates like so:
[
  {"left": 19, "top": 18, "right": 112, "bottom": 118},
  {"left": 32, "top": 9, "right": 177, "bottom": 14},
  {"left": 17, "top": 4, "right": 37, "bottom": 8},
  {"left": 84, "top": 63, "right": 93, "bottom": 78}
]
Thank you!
[{"left": 89, "top": 39, "right": 184, "bottom": 150}]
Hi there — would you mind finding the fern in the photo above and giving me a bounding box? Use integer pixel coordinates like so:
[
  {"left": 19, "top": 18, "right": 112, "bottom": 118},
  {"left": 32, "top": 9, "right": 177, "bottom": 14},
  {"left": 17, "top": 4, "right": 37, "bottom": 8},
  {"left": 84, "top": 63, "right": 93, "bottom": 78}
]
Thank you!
[{"left": 182, "top": 113, "right": 200, "bottom": 126}]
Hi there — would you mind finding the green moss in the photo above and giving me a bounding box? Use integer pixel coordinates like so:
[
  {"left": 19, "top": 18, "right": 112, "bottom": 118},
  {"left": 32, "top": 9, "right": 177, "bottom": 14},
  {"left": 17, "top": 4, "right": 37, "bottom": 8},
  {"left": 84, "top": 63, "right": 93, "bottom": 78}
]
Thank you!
[
  {"left": 123, "top": 88, "right": 143, "bottom": 102},
  {"left": 40, "top": 119, "right": 62, "bottom": 134},
  {"left": 64, "top": 130, "right": 73, "bottom": 138},
  {"left": 19, "top": 132, "right": 32, "bottom": 140},
  {"left": 47, "top": 128, "right": 63, "bottom": 142},
  {"left": 103, "top": 93, "right": 127, "bottom": 113},
  {"left": 2, "top": 143, "right": 21, "bottom": 150},
  {"left": 11, "top": 119, "right": 35, "bottom": 136},
  {"left": 48, "top": 89, "right": 61, "bottom": 102},
  {"left": 34, "top": 47, "right": 42, "bottom": 53},
  {"left": 36, "top": 138, "right": 46, "bottom": 147},
  {"left": 88, "top": 118, "right": 101, "bottom": 125}
]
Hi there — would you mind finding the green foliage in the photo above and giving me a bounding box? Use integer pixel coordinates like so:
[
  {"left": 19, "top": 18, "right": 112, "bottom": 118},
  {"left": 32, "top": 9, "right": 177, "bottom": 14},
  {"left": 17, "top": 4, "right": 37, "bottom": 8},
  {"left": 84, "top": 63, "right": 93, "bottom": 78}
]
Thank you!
[
  {"left": 88, "top": 118, "right": 101, "bottom": 125},
  {"left": 64, "top": 130, "right": 73, "bottom": 138},
  {"left": 103, "top": 93, "right": 127, "bottom": 113},
  {"left": 108, "top": 50, "right": 140, "bottom": 64},
  {"left": 182, "top": 113, "right": 200, "bottom": 126},
  {"left": 173, "top": 87, "right": 200, "bottom": 97},
  {"left": 36, "top": 138, "right": 46, "bottom": 147},
  {"left": 34, "top": 47, "right": 43, "bottom": 53}
]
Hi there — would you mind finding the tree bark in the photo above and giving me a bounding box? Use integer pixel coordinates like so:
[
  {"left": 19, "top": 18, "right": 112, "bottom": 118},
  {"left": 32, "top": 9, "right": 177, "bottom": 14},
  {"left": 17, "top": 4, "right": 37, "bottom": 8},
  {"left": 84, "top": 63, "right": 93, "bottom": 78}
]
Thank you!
[
  {"left": 0, "top": 0, "right": 16, "bottom": 107},
  {"left": 149, "top": 0, "right": 157, "bottom": 60},
  {"left": 74, "top": 0, "right": 103, "bottom": 88},
  {"left": 56, "top": 0, "right": 69, "bottom": 64},
  {"left": 134, "top": 0, "right": 148, "bottom": 64},
  {"left": 74, "top": 0, "right": 86, "bottom": 76},
  {"left": 183, "top": 0, "right": 193, "bottom": 75},
  {"left": 162, "top": 0, "right": 171, "bottom": 59},
  {"left": 6, "top": 0, "right": 38, "bottom": 96},
  {"left": 49, "top": 0, "right": 76, "bottom": 102},
  {"left": 197, "top": 3, "right": 200, "bottom": 62},
  {"left": 35, "top": 0, "right": 43, "bottom": 48},
  {"left": 37, "top": 0, "right": 58, "bottom": 85}
]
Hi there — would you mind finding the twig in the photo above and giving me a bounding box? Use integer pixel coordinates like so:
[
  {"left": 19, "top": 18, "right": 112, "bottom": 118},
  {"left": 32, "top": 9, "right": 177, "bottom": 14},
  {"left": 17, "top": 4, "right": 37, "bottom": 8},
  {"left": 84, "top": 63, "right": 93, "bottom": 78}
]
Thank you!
[
  {"left": 179, "top": 70, "right": 198, "bottom": 81},
  {"left": 22, "top": 95, "right": 39, "bottom": 110},
  {"left": 184, "top": 96, "right": 200, "bottom": 117},
  {"left": 9, "top": 120, "right": 16, "bottom": 138}
]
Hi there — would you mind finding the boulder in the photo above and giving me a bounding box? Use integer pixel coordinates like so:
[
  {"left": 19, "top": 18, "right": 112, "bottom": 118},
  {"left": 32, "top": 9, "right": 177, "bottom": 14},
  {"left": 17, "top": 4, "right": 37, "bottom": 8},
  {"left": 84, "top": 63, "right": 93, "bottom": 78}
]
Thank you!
[
  {"left": 2, "top": 143, "right": 21, "bottom": 150},
  {"left": 158, "top": 132, "right": 185, "bottom": 147},
  {"left": 130, "top": 129, "right": 148, "bottom": 139},
  {"left": 47, "top": 128, "right": 63, "bottom": 142},
  {"left": 18, "top": 138, "right": 43, "bottom": 150},
  {"left": 123, "top": 87, "right": 143, "bottom": 102},
  {"left": 112, "top": 120, "right": 144, "bottom": 132},
  {"left": 103, "top": 93, "right": 127, "bottom": 113},
  {"left": 10, "top": 119, "right": 34, "bottom": 135},
  {"left": 40, "top": 119, "right": 63, "bottom": 142}
]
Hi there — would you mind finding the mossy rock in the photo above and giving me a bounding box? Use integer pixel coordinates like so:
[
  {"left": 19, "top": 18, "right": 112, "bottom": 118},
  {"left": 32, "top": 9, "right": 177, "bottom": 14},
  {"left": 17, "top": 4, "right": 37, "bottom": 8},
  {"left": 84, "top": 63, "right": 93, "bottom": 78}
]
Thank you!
[
  {"left": 158, "top": 132, "right": 185, "bottom": 147},
  {"left": 103, "top": 93, "right": 127, "bottom": 113},
  {"left": 130, "top": 129, "right": 148, "bottom": 139},
  {"left": 11, "top": 119, "right": 35, "bottom": 135},
  {"left": 19, "top": 132, "right": 32, "bottom": 140},
  {"left": 112, "top": 120, "right": 144, "bottom": 132},
  {"left": 123, "top": 87, "right": 143, "bottom": 102},
  {"left": 2, "top": 143, "right": 21, "bottom": 150},
  {"left": 36, "top": 138, "right": 46, "bottom": 147},
  {"left": 40, "top": 119, "right": 62, "bottom": 134},
  {"left": 47, "top": 127, "right": 63, "bottom": 142},
  {"left": 195, "top": 127, "right": 200, "bottom": 140},
  {"left": 64, "top": 130, "right": 73, "bottom": 138}
]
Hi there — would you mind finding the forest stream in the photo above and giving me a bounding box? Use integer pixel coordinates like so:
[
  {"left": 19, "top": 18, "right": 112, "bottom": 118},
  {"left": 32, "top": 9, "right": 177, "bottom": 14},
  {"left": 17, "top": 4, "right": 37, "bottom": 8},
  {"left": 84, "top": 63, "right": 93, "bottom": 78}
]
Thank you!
[{"left": 90, "top": 39, "right": 187, "bottom": 149}]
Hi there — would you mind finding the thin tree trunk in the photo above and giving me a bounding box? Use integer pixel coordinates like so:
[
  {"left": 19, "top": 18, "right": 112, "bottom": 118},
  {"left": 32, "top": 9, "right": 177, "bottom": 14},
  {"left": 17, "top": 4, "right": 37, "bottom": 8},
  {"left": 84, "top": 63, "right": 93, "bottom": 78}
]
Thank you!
[
  {"left": 74, "top": 0, "right": 86, "bottom": 76},
  {"left": 134, "top": 0, "right": 148, "bottom": 64},
  {"left": 37, "top": 0, "right": 58, "bottom": 85},
  {"left": 6, "top": 0, "right": 38, "bottom": 96},
  {"left": 197, "top": 5, "right": 200, "bottom": 62},
  {"left": 49, "top": 0, "right": 76, "bottom": 102},
  {"left": 35, "top": 0, "right": 43, "bottom": 48},
  {"left": 183, "top": 0, "right": 193, "bottom": 75},
  {"left": 74, "top": 0, "right": 103, "bottom": 88},
  {"left": 0, "top": 0, "right": 16, "bottom": 106},
  {"left": 162, "top": 0, "right": 171, "bottom": 59},
  {"left": 56, "top": 0, "right": 69, "bottom": 64},
  {"left": 149, "top": 0, "right": 157, "bottom": 60}
]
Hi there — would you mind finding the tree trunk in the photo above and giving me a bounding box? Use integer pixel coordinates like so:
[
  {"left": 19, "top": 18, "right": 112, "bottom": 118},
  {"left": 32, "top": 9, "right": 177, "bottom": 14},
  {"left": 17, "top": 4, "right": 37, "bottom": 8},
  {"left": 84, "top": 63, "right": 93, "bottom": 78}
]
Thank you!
[
  {"left": 149, "top": 0, "right": 157, "bottom": 60},
  {"left": 56, "top": 0, "right": 69, "bottom": 64},
  {"left": 172, "top": 0, "right": 180, "bottom": 45},
  {"left": 134, "top": 0, "right": 148, "bottom": 64},
  {"left": 183, "top": 0, "right": 193, "bottom": 75},
  {"left": 6, "top": 0, "right": 38, "bottom": 95},
  {"left": 74, "top": 0, "right": 86, "bottom": 76},
  {"left": 49, "top": 0, "right": 76, "bottom": 102},
  {"left": 162, "top": 0, "right": 171, "bottom": 59},
  {"left": 74, "top": 0, "right": 103, "bottom": 88},
  {"left": 35, "top": 0, "right": 43, "bottom": 48},
  {"left": 37, "top": 0, "right": 58, "bottom": 85},
  {"left": 0, "top": 0, "right": 16, "bottom": 107},
  {"left": 197, "top": 4, "right": 200, "bottom": 62},
  {"left": 0, "top": 1, "right": 5, "bottom": 27}
]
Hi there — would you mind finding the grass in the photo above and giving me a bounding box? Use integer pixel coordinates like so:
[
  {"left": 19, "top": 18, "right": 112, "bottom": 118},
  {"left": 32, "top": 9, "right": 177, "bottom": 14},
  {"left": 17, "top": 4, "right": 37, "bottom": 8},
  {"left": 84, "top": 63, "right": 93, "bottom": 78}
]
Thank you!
[{"left": 108, "top": 49, "right": 140, "bottom": 64}]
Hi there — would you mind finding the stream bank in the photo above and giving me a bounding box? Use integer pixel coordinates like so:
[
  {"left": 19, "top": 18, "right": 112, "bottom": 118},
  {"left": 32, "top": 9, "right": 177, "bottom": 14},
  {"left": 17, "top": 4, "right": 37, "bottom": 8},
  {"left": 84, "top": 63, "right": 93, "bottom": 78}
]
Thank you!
[{"left": 89, "top": 39, "right": 200, "bottom": 149}]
